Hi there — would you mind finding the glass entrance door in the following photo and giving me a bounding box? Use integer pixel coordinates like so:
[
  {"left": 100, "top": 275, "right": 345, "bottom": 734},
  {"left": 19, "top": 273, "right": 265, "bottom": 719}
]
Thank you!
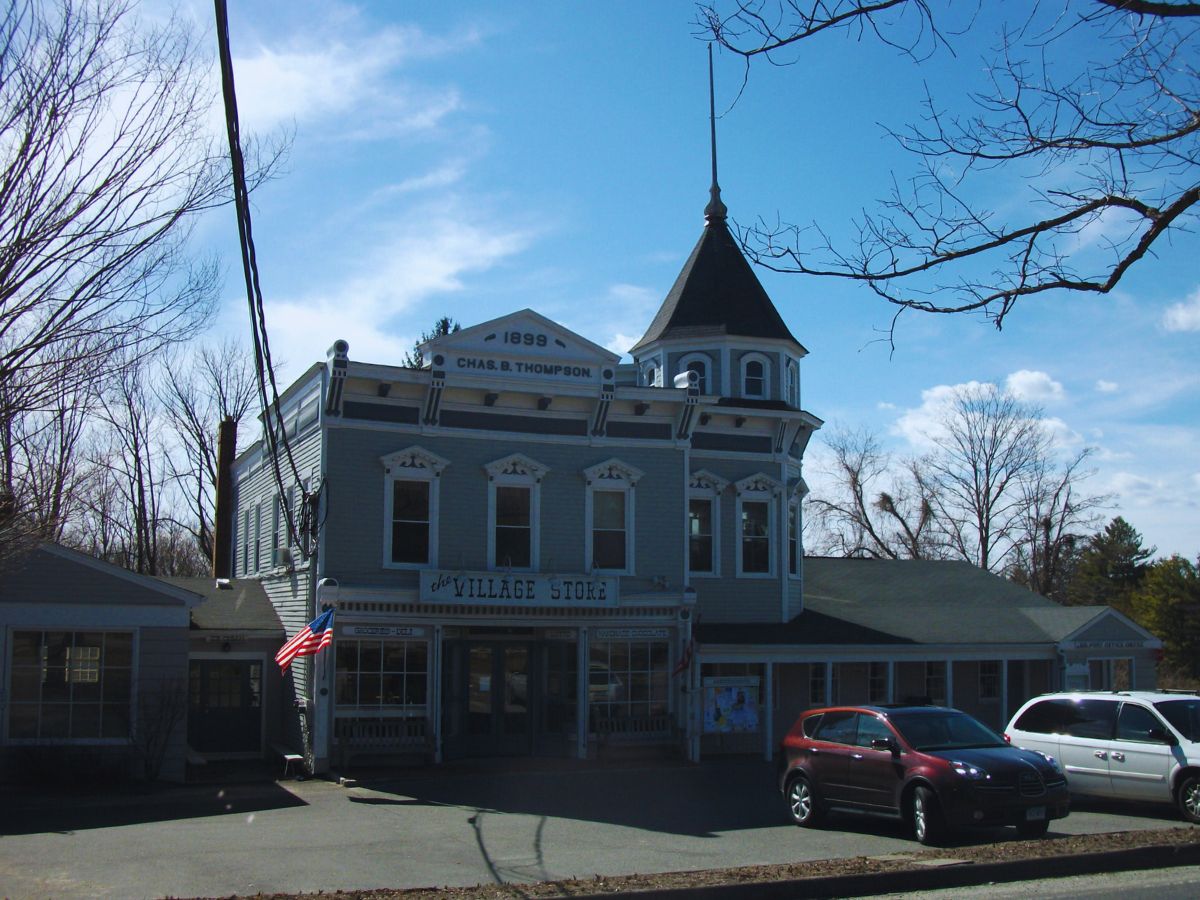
[
  {"left": 463, "top": 642, "right": 532, "bottom": 756},
  {"left": 187, "top": 659, "right": 263, "bottom": 754}
]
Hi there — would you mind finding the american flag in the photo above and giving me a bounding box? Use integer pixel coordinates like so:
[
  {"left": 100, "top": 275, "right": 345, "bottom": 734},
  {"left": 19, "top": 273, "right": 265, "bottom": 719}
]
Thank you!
[{"left": 275, "top": 608, "right": 335, "bottom": 672}]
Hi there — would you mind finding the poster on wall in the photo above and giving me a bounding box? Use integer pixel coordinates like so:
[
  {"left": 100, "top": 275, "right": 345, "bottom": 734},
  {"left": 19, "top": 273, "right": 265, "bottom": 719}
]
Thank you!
[{"left": 703, "top": 676, "right": 760, "bottom": 734}]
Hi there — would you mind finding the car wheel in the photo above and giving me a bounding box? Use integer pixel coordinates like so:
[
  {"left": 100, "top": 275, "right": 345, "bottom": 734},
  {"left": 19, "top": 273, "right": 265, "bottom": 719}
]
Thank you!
[
  {"left": 1178, "top": 774, "right": 1200, "bottom": 824},
  {"left": 910, "top": 785, "right": 944, "bottom": 845},
  {"left": 1016, "top": 818, "right": 1050, "bottom": 838},
  {"left": 785, "top": 774, "right": 823, "bottom": 827}
]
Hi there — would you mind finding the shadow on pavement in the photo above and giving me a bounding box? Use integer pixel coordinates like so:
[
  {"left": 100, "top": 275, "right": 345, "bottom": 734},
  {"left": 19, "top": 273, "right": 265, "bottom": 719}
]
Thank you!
[
  {"left": 0, "top": 780, "right": 307, "bottom": 836},
  {"left": 349, "top": 757, "right": 787, "bottom": 838}
]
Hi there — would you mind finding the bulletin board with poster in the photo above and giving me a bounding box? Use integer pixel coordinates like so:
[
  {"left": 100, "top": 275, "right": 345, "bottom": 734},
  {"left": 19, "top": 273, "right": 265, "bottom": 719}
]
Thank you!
[{"left": 702, "top": 676, "right": 760, "bottom": 734}]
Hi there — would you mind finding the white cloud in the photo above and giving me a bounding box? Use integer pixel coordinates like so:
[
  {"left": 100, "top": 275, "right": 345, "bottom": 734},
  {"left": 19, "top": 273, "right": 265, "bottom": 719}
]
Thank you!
[
  {"left": 1163, "top": 287, "right": 1200, "bottom": 332},
  {"left": 228, "top": 24, "right": 480, "bottom": 137},
  {"left": 605, "top": 333, "right": 641, "bottom": 359},
  {"left": 263, "top": 198, "right": 531, "bottom": 379},
  {"left": 1095, "top": 380, "right": 1119, "bottom": 393},
  {"left": 1005, "top": 370, "right": 1064, "bottom": 404}
]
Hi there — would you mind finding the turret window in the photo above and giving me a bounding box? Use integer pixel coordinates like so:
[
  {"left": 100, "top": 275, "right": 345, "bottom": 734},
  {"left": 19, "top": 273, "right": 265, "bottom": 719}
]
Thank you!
[
  {"left": 679, "top": 353, "right": 710, "bottom": 394},
  {"left": 741, "top": 354, "right": 770, "bottom": 398}
]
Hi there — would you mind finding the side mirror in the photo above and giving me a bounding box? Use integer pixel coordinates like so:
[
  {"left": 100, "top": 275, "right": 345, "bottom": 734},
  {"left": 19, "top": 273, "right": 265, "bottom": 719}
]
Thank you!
[{"left": 871, "top": 737, "right": 898, "bottom": 753}]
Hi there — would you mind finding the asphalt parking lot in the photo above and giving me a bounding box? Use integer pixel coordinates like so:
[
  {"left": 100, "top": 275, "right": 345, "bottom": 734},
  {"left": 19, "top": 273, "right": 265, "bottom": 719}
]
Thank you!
[{"left": 0, "top": 758, "right": 1192, "bottom": 899}]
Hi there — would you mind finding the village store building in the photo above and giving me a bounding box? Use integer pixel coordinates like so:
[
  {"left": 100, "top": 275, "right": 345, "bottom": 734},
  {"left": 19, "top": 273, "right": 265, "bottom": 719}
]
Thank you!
[{"left": 227, "top": 186, "right": 1161, "bottom": 774}]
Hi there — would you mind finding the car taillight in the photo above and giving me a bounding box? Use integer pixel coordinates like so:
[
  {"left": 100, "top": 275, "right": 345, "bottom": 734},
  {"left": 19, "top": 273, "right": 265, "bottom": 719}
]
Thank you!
[{"left": 1003, "top": 733, "right": 1011, "bottom": 743}]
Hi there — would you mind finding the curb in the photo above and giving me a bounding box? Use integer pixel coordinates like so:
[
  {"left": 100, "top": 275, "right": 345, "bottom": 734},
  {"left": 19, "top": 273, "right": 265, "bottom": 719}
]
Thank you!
[{"left": 561, "top": 841, "right": 1200, "bottom": 899}]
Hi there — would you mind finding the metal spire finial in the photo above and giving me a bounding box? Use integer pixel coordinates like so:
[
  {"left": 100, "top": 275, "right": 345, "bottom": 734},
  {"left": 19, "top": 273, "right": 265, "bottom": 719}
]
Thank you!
[{"left": 704, "top": 44, "right": 727, "bottom": 225}]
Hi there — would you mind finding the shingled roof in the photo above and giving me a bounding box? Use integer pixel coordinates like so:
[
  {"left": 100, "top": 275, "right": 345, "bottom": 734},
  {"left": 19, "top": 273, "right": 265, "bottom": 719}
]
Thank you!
[
  {"left": 630, "top": 218, "right": 804, "bottom": 353},
  {"left": 697, "top": 557, "right": 1118, "bottom": 647}
]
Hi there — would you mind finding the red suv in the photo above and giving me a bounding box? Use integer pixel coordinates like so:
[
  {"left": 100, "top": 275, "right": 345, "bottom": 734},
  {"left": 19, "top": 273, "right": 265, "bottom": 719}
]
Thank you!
[{"left": 778, "top": 705, "right": 1069, "bottom": 844}]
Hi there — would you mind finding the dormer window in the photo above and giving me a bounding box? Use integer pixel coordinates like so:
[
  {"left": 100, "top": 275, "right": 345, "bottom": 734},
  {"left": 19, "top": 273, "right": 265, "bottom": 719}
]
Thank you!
[
  {"left": 679, "top": 353, "right": 710, "bottom": 394},
  {"left": 742, "top": 354, "right": 770, "bottom": 398}
]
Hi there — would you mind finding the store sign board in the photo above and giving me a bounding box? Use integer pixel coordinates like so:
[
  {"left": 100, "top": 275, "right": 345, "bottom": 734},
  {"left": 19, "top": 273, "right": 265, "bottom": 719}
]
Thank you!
[
  {"left": 593, "top": 627, "right": 670, "bottom": 640},
  {"left": 344, "top": 625, "right": 427, "bottom": 638},
  {"left": 1060, "top": 639, "right": 1154, "bottom": 650},
  {"left": 420, "top": 571, "right": 619, "bottom": 607}
]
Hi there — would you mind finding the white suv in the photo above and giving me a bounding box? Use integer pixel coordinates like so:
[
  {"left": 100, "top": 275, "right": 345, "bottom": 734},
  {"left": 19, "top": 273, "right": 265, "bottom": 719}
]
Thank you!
[{"left": 1005, "top": 691, "right": 1200, "bottom": 822}]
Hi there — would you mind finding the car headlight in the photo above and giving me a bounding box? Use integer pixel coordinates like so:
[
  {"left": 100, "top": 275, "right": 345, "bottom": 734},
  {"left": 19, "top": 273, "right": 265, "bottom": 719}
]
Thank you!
[{"left": 950, "top": 761, "right": 989, "bottom": 780}]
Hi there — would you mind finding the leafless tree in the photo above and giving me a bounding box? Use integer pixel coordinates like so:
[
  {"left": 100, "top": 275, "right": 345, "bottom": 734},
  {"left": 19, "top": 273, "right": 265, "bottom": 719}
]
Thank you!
[
  {"left": 1007, "top": 447, "right": 1107, "bottom": 601},
  {"left": 807, "top": 427, "right": 943, "bottom": 559},
  {"left": 0, "top": 0, "right": 281, "bottom": 558},
  {"left": 699, "top": 1, "right": 1200, "bottom": 327},
  {"left": 159, "top": 341, "right": 256, "bottom": 563},
  {"left": 920, "top": 383, "right": 1103, "bottom": 575}
]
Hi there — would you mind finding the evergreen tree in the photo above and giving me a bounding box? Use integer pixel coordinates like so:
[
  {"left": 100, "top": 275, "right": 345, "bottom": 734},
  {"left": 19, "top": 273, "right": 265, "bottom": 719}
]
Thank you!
[
  {"left": 1132, "top": 556, "right": 1200, "bottom": 681},
  {"left": 1066, "top": 517, "right": 1155, "bottom": 613},
  {"left": 403, "top": 317, "right": 460, "bottom": 368}
]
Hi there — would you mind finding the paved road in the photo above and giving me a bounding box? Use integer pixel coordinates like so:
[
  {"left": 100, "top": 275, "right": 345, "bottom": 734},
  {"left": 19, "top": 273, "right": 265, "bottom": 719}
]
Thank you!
[
  {"left": 868, "top": 864, "right": 1200, "bottom": 899},
  {"left": 0, "top": 759, "right": 1191, "bottom": 899}
]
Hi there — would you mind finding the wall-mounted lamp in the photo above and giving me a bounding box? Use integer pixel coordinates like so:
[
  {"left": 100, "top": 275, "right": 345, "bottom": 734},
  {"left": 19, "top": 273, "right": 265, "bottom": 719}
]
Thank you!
[
  {"left": 538, "top": 396, "right": 553, "bottom": 411},
  {"left": 376, "top": 382, "right": 391, "bottom": 397},
  {"left": 634, "top": 403, "right": 650, "bottom": 416},
  {"left": 735, "top": 416, "right": 746, "bottom": 428},
  {"left": 484, "top": 393, "right": 499, "bottom": 406}
]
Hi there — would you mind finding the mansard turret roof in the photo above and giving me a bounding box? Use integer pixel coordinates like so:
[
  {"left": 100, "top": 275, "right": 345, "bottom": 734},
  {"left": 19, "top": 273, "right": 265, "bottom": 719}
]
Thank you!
[{"left": 630, "top": 217, "right": 804, "bottom": 354}]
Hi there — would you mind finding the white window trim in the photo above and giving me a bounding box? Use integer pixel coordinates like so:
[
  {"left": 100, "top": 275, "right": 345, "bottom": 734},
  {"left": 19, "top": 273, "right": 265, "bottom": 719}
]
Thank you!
[
  {"left": 740, "top": 352, "right": 772, "bottom": 399},
  {"left": 381, "top": 445, "right": 449, "bottom": 570},
  {"left": 679, "top": 353, "right": 712, "bottom": 395},
  {"left": 484, "top": 453, "right": 549, "bottom": 572},
  {"left": 688, "top": 469, "right": 728, "bottom": 577},
  {"left": 735, "top": 472, "right": 782, "bottom": 578},
  {"left": 584, "top": 458, "right": 643, "bottom": 575}
]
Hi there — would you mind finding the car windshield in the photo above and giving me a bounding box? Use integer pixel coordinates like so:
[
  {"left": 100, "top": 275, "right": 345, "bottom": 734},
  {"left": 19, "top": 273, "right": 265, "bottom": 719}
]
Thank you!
[
  {"left": 889, "top": 711, "right": 1007, "bottom": 752},
  {"left": 1155, "top": 699, "right": 1200, "bottom": 741}
]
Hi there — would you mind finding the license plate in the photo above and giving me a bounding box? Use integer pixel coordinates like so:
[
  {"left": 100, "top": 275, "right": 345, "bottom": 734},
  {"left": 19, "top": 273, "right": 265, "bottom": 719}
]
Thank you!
[{"left": 1025, "top": 806, "right": 1046, "bottom": 821}]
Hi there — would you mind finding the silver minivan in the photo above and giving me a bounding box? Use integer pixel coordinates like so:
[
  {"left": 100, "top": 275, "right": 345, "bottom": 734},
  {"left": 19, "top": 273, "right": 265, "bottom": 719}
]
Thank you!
[{"left": 1004, "top": 691, "right": 1200, "bottom": 822}]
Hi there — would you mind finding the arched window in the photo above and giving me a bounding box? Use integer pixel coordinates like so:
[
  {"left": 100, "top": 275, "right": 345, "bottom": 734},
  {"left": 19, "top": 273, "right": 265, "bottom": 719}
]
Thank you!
[
  {"left": 741, "top": 354, "right": 770, "bottom": 398},
  {"left": 642, "top": 359, "right": 661, "bottom": 387},
  {"left": 679, "top": 353, "right": 711, "bottom": 394},
  {"left": 786, "top": 360, "right": 799, "bottom": 407}
]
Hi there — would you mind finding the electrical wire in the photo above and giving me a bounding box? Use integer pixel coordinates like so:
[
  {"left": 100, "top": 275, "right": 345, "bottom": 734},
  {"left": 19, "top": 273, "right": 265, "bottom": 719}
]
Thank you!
[{"left": 214, "top": 0, "right": 319, "bottom": 557}]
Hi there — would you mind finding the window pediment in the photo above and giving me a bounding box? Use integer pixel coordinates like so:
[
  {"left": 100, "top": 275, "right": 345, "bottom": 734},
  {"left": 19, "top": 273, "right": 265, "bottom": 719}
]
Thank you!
[
  {"left": 485, "top": 453, "right": 549, "bottom": 483},
  {"left": 689, "top": 469, "right": 730, "bottom": 494},
  {"left": 584, "top": 458, "right": 644, "bottom": 488},
  {"left": 381, "top": 446, "right": 449, "bottom": 477},
  {"left": 735, "top": 472, "right": 782, "bottom": 496}
]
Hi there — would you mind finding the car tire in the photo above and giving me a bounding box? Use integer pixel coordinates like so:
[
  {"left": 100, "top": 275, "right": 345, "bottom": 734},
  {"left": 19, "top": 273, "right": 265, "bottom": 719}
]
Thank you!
[
  {"left": 1016, "top": 818, "right": 1049, "bottom": 838},
  {"left": 911, "top": 785, "right": 944, "bottom": 846},
  {"left": 1178, "top": 774, "right": 1200, "bottom": 824},
  {"left": 785, "top": 774, "right": 823, "bottom": 827}
]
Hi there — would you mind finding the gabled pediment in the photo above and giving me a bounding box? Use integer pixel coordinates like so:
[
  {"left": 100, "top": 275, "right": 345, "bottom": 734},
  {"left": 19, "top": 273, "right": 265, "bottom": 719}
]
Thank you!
[
  {"left": 380, "top": 446, "right": 450, "bottom": 476},
  {"left": 735, "top": 472, "right": 783, "bottom": 496},
  {"left": 484, "top": 453, "right": 550, "bottom": 483},
  {"left": 583, "top": 458, "right": 644, "bottom": 487},
  {"left": 419, "top": 309, "right": 620, "bottom": 386}
]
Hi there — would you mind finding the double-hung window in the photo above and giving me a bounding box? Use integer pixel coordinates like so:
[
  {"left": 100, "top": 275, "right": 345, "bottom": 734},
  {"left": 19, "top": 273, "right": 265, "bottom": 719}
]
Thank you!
[
  {"left": 741, "top": 353, "right": 770, "bottom": 398},
  {"left": 688, "top": 470, "right": 727, "bottom": 576},
  {"left": 584, "top": 459, "right": 643, "bottom": 575},
  {"left": 735, "top": 473, "right": 781, "bottom": 577},
  {"left": 381, "top": 446, "right": 448, "bottom": 568},
  {"left": 485, "top": 454, "right": 548, "bottom": 571}
]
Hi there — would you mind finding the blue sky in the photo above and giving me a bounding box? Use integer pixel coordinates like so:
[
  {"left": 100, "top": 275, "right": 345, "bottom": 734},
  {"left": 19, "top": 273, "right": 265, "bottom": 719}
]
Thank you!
[{"left": 185, "top": 1, "right": 1198, "bottom": 559}]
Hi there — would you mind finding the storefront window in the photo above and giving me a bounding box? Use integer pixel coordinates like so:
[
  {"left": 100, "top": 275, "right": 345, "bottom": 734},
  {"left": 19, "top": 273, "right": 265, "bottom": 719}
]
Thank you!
[
  {"left": 589, "top": 641, "right": 668, "bottom": 721},
  {"left": 7, "top": 631, "right": 133, "bottom": 741},
  {"left": 336, "top": 640, "right": 428, "bottom": 713}
]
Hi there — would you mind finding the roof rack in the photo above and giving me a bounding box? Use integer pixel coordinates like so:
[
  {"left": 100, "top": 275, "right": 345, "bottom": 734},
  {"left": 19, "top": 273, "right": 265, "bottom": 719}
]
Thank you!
[{"left": 1159, "top": 688, "right": 1200, "bottom": 695}]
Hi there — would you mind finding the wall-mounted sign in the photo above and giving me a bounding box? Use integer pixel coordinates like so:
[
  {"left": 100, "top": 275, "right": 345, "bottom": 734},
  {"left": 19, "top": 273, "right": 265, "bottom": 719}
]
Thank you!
[
  {"left": 593, "top": 627, "right": 670, "bottom": 640},
  {"left": 343, "top": 625, "right": 428, "bottom": 638},
  {"left": 703, "top": 677, "right": 760, "bottom": 734},
  {"left": 420, "top": 571, "right": 619, "bottom": 607},
  {"left": 1061, "top": 640, "right": 1155, "bottom": 650},
  {"left": 543, "top": 629, "right": 578, "bottom": 641}
]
